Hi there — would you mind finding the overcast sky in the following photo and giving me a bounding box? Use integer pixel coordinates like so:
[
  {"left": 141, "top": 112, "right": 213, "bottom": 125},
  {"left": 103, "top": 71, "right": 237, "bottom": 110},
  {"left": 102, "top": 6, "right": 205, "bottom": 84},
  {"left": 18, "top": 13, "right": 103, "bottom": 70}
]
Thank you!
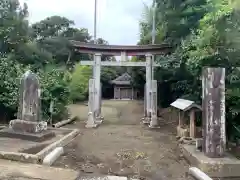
[{"left": 19, "top": 0, "right": 151, "bottom": 45}]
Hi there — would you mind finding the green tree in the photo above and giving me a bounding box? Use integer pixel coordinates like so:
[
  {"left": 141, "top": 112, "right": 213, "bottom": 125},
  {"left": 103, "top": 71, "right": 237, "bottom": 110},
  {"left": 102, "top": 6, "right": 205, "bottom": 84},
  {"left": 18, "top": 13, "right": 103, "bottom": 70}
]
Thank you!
[
  {"left": 69, "top": 65, "right": 92, "bottom": 102},
  {"left": 31, "top": 16, "right": 92, "bottom": 66},
  {"left": 0, "top": 55, "right": 25, "bottom": 121},
  {"left": 139, "top": 0, "right": 240, "bottom": 139},
  {"left": 0, "top": 0, "right": 29, "bottom": 53}
]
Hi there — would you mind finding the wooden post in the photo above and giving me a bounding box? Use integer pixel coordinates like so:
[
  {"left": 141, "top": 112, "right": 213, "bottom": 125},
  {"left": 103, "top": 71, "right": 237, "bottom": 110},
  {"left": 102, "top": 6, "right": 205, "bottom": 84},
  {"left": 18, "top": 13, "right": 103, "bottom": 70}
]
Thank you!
[
  {"left": 190, "top": 109, "right": 196, "bottom": 138},
  {"left": 178, "top": 111, "right": 183, "bottom": 127},
  {"left": 202, "top": 67, "right": 226, "bottom": 158}
]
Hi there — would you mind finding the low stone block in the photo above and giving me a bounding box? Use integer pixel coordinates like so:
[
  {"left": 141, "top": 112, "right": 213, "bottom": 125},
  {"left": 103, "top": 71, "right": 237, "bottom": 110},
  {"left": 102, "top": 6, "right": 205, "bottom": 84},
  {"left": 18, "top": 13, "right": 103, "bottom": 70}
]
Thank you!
[
  {"left": 0, "top": 128, "right": 55, "bottom": 142},
  {"left": 43, "top": 147, "right": 64, "bottom": 166},
  {"left": 181, "top": 144, "right": 240, "bottom": 178},
  {"left": 9, "top": 119, "right": 47, "bottom": 133}
]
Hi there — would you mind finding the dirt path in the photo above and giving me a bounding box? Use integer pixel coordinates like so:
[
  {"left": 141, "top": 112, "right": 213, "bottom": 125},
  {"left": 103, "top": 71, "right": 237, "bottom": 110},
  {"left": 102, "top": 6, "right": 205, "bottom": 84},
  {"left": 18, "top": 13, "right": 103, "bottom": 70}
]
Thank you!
[{"left": 54, "top": 100, "right": 191, "bottom": 180}]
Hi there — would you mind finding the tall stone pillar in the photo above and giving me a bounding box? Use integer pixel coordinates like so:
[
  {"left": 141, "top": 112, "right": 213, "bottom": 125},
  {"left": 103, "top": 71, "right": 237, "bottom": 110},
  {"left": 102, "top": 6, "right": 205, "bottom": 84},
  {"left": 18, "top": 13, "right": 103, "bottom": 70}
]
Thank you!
[
  {"left": 93, "top": 53, "right": 102, "bottom": 123},
  {"left": 97, "top": 83, "right": 104, "bottom": 121},
  {"left": 86, "top": 79, "right": 98, "bottom": 128},
  {"left": 144, "top": 84, "right": 147, "bottom": 117},
  {"left": 145, "top": 54, "right": 152, "bottom": 123},
  {"left": 149, "top": 80, "right": 159, "bottom": 128},
  {"left": 202, "top": 68, "right": 226, "bottom": 158}
]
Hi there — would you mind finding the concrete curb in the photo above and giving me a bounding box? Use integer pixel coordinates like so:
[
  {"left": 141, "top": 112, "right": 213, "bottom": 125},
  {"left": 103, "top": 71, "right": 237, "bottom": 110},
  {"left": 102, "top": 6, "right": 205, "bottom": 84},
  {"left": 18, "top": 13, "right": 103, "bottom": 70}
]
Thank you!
[
  {"left": 0, "top": 128, "right": 79, "bottom": 164},
  {"left": 0, "top": 125, "right": 6, "bottom": 129},
  {"left": 43, "top": 147, "right": 64, "bottom": 166},
  {"left": 37, "top": 129, "right": 79, "bottom": 161},
  {"left": 189, "top": 167, "right": 212, "bottom": 180},
  {"left": 0, "top": 151, "right": 39, "bottom": 163}
]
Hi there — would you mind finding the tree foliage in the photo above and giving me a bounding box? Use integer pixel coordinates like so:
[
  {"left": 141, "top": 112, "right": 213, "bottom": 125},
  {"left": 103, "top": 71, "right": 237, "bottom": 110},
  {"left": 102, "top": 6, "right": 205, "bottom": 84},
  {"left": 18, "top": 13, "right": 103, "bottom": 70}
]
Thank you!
[
  {"left": 138, "top": 0, "right": 240, "bottom": 140},
  {"left": 0, "top": 0, "right": 120, "bottom": 122},
  {"left": 69, "top": 65, "right": 92, "bottom": 102}
]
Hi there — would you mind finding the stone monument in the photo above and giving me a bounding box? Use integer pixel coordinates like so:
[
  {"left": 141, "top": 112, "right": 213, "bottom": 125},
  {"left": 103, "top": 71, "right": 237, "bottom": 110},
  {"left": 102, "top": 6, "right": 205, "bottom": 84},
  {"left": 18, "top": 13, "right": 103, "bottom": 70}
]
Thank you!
[
  {"left": 0, "top": 70, "right": 55, "bottom": 142},
  {"left": 202, "top": 67, "right": 226, "bottom": 157}
]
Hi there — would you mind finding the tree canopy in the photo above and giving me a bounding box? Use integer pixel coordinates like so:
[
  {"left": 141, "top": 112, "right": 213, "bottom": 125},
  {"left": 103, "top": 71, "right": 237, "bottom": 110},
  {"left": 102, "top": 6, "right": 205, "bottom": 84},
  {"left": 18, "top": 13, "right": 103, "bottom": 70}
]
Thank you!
[
  {"left": 137, "top": 0, "right": 240, "bottom": 141},
  {"left": 0, "top": 0, "right": 120, "bottom": 123}
]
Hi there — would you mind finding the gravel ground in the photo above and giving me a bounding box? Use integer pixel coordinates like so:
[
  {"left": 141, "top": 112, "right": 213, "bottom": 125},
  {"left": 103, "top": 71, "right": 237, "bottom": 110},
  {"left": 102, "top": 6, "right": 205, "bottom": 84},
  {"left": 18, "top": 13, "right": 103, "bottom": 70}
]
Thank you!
[{"left": 53, "top": 100, "right": 193, "bottom": 180}]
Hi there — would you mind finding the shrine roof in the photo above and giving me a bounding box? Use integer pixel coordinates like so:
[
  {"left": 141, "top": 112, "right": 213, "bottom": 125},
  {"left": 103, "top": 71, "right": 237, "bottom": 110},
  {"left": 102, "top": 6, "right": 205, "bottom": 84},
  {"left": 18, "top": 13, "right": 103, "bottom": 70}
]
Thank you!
[
  {"left": 110, "top": 72, "right": 132, "bottom": 85},
  {"left": 170, "top": 98, "right": 202, "bottom": 111}
]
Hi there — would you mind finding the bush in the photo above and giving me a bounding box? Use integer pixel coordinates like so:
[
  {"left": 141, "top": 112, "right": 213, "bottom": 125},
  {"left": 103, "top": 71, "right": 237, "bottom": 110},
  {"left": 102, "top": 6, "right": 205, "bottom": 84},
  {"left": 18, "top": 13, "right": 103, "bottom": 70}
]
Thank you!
[
  {"left": 39, "top": 68, "right": 71, "bottom": 123},
  {"left": 0, "top": 55, "right": 26, "bottom": 121},
  {"left": 0, "top": 56, "right": 71, "bottom": 123},
  {"left": 69, "top": 64, "right": 92, "bottom": 102}
]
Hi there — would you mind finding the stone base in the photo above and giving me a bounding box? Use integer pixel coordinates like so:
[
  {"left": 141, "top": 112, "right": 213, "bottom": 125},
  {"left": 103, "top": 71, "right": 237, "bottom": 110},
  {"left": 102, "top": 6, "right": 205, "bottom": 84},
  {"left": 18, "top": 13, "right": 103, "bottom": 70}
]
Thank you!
[
  {"left": 85, "top": 123, "right": 98, "bottom": 128},
  {"left": 95, "top": 120, "right": 103, "bottom": 125},
  {"left": 86, "top": 112, "right": 99, "bottom": 128},
  {"left": 9, "top": 119, "right": 47, "bottom": 133},
  {"left": 142, "top": 117, "right": 150, "bottom": 124},
  {"left": 0, "top": 128, "right": 55, "bottom": 142},
  {"left": 148, "top": 125, "right": 160, "bottom": 129},
  {"left": 181, "top": 144, "right": 240, "bottom": 178},
  {"left": 149, "top": 116, "right": 160, "bottom": 128},
  {"left": 95, "top": 116, "right": 104, "bottom": 124}
]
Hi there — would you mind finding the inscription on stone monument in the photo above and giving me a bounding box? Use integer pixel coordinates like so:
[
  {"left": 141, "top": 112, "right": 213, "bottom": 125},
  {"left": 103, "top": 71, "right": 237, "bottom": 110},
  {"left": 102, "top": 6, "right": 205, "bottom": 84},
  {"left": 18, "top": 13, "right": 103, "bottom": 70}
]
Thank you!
[
  {"left": 202, "top": 68, "right": 226, "bottom": 158},
  {"left": 18, "top": 70, "right": 41, "bottom": 122}
]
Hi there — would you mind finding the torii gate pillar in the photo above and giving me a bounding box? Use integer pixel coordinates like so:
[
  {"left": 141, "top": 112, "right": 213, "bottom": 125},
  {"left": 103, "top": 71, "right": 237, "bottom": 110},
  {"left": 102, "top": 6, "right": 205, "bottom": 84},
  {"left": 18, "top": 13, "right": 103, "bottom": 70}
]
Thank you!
[
  {"left": 93, "top": 53, "right": 103, "bottom": 123},
  {"left": 143, "top": 54, "right": 152, "bottom": 123},
  {"left": 143, "top": 54, "right": 159, "bottom": 127}
]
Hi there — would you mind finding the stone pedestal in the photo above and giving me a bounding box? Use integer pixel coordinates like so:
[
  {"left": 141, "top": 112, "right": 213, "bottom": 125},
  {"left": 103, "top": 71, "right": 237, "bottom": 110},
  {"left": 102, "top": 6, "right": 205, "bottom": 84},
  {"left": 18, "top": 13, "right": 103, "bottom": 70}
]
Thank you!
[
  {"left": 181, "top": 144, "right": 240, "bottom": 178},
  {"left": 10, "top": 119, "right": 47, "bottom": 133},
  {"left": 0, "top": 119, "right": 55, "bottom": 142}
]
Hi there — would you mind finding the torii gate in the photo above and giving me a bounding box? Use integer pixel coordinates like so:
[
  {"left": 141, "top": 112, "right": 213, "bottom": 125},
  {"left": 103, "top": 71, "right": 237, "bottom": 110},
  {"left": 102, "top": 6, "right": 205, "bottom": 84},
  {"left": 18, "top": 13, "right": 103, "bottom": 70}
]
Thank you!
[{"left": 70, "top": 41, "right": 172, "bottom": 128}]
